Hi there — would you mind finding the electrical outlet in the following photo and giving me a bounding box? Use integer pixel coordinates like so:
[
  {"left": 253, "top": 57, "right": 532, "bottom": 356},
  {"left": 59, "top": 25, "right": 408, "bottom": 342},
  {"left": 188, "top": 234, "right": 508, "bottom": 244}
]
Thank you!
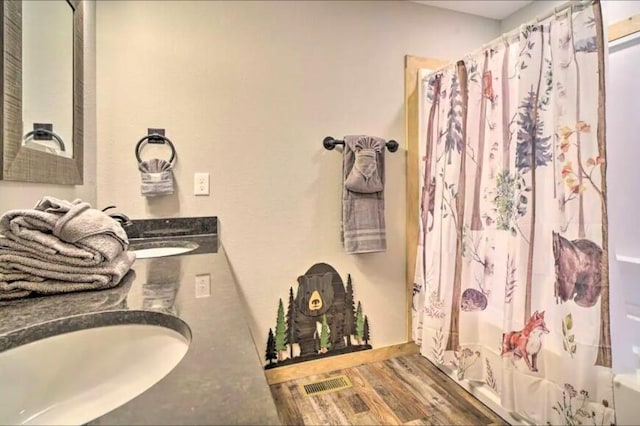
[
  {"left": 194, "top": 172, "right": 210, "bottom": 196},
  {"left": 195, "top": 274, "right": 211, "bottom": 298}
]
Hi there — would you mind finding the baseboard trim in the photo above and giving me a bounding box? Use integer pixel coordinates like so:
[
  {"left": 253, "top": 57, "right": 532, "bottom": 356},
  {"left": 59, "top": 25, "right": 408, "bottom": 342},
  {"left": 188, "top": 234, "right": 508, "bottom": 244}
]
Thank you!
[{"left": 264, "top": 342, "right": 419, "bottom": 385}]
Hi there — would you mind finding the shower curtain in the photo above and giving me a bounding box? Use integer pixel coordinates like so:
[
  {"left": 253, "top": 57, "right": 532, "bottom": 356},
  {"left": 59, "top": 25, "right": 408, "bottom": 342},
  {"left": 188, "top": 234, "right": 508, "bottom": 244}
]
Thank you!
[{"left": 412, "top": 2, "right": 615, "bottom": 424}]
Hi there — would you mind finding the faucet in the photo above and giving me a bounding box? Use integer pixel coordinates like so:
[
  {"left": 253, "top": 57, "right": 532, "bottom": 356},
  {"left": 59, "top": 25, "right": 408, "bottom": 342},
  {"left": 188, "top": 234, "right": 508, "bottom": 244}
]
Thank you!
[{"left": 101, "top": 206, "right": 133, "bottom": 227}]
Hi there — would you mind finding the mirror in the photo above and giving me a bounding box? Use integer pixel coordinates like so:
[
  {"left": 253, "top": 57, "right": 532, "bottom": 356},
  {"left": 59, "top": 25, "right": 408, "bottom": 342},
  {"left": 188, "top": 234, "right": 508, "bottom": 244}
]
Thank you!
[
  {"left": 1, "top": 0, "right": 83, "bottom": 184},
  {"left": 22, "top": 0, "right": 73, "bottom": 159}
]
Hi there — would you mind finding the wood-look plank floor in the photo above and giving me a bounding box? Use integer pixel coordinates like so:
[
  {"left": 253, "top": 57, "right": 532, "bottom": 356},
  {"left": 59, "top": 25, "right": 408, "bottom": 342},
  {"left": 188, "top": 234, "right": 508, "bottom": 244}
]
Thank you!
[{"left": 270, "top": 354, "right": 508, "bottom": 426}]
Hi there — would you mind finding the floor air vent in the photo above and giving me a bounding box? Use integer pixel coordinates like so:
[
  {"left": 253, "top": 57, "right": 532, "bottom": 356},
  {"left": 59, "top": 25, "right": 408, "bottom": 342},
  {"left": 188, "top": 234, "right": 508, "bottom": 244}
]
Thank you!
[{"left": 302, "top": 375, "right": 353, "bottom": 396}]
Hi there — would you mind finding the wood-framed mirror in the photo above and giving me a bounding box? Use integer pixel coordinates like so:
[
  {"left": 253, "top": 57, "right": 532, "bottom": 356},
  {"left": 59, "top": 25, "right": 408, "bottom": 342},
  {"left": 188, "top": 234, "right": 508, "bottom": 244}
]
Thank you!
[{"left": 1, "top": 0, "right": 83, "bottom": 185}]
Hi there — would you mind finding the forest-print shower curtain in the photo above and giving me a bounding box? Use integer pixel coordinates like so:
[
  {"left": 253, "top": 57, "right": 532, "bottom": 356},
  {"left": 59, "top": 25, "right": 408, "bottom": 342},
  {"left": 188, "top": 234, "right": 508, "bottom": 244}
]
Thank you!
[{"left": 412, "top": 2, "right": 615, "bottom": 424}]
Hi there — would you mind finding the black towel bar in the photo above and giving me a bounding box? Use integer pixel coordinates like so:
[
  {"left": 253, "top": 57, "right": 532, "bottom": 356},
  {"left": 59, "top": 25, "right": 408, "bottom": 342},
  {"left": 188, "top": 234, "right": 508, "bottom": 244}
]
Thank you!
[{"left": 323, "top": 136, "right": 399, "bottom": 153}]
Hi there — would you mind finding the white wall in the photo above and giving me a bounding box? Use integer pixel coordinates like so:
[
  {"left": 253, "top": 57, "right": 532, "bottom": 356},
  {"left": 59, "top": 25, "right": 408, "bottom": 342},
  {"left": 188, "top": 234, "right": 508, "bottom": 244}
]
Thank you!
[
  {"left": 0, "top": 0, "right": 96, "bottom": 211},
  {"left": 96, "top": 0, "right": 500, "bottom": 355},
  {"left": 501, "top": 0, "right": 640, "bottom": 33},
  {"left": 502, "top": 0, "right": 640, "bottom": 374},
  {"left": 500, "top": 0, "right": 564, "bottom": 33}
]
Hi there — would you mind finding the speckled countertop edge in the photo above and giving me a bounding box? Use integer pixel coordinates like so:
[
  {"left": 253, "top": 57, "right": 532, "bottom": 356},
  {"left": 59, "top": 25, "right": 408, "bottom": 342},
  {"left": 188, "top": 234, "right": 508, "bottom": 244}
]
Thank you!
[
  {"left": 0, "top": 310, "right": 192, "bottom": 353},
  {"left": 0, "top": 225, "right": 280, "bottom": 426}
]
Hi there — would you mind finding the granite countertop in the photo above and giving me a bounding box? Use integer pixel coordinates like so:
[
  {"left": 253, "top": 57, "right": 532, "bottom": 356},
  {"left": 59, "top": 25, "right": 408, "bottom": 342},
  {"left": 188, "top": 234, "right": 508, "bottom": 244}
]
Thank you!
[{"left": 0, "top": 233, "right": 280, "bottom": 425}]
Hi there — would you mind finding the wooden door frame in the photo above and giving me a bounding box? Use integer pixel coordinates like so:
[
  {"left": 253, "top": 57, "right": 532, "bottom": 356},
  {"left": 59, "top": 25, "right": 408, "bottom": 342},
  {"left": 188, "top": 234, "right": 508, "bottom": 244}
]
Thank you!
[{"left": 608, "top": 13, "right": 640, "bottom": 42}]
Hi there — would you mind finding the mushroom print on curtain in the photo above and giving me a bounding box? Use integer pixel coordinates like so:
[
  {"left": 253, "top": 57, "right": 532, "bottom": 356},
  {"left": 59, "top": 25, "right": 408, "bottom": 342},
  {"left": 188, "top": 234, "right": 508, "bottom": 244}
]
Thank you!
[{"left": 412, "top": 2, "right": 615, "bottom": 424}]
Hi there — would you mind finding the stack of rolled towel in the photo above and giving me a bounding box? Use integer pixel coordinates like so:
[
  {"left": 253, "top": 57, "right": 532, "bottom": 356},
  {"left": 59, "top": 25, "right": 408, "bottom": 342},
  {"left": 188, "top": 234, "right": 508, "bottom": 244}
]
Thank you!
[{"left": 0, "top": 197, "right": 136, "bottom": 300}]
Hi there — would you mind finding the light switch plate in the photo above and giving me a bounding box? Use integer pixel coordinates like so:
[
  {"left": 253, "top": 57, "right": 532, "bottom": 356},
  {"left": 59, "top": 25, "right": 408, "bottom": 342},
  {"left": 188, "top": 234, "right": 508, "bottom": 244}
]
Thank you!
[
  {"left": 195, "top": 274, "right": 211, "bottom": 298},
  {"left": 194, "top": 172, "right": 210, "bottom": 196}
]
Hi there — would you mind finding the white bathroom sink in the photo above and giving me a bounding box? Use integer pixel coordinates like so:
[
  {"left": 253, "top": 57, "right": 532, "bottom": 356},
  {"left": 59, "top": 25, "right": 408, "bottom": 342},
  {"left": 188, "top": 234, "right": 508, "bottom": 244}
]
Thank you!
[
  {"left": 0, "top": 322, "right": 190, "bottom": 425},
  {"left": 133, "top": 246, "right": 196, "bottom": 259},
  {"left": 130, "top": 241, "right": 199, "bottom": 259}
]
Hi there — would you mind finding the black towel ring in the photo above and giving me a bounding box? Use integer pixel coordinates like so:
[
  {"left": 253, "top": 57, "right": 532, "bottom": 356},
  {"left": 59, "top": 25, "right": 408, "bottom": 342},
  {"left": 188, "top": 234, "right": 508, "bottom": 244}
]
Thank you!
[
  {"left": 23, "top": 128, "right": 66, "bottom": 152},
  {"left": 135, "top": 134, "right": 177, "bottom": 165}
]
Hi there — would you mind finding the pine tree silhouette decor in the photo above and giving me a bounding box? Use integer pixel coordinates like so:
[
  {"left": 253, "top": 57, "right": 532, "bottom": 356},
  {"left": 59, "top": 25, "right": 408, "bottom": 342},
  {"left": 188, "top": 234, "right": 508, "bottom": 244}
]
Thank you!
[
  {"left": 320, "top": 314, "right": 330, "bottom": 353},
  {"left": 355, "top": 301, "right": 364, "bottom": 344},
  {"left": 275, "top": 299, "right": 286, "bottom": 361},
  {"left": 363, "top": 315, "right": 370, "bottom": 345},
  {"left": 265, "top": 329, "right": 276, "bottom": 365},
  {"left": 286, "top": 287, "right": 297, "bottom": 359},
  {"left": 344, "top": 274, "right": 356, "bottom": 346}
]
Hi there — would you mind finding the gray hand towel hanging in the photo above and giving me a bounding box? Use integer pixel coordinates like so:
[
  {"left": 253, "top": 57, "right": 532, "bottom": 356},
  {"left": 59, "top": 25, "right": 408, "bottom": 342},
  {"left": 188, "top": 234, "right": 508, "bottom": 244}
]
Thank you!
[
  {"left": 341, "top": 135, "right": 387, "bottom": 254},
  {"left": 136, "top": 133, "right": 177, "bottom": 197}
]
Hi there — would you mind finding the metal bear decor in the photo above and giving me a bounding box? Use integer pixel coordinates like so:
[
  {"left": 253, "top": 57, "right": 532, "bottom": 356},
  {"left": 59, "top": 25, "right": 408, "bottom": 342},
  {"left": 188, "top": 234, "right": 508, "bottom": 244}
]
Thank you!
[{"left": 264, "top": 263, "right": 372, "bottom": 369}]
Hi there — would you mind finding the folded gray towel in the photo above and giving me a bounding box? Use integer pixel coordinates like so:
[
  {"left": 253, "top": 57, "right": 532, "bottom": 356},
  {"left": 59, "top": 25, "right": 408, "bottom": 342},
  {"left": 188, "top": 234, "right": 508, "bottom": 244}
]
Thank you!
[
  {"left": 36, "top": 197, "right": 128, "bottom": 245},
  {"left": 0, "top": 250, "right": 136, "bottom": 300},
  {"left": 0, "top": 236, "right": 121, "bottom": 267},
  {"left": 139, "top": 159, "right": 175, "bottom": 196},
  {"left": 341, "top": 135, "right": 387, "bottom": 254},
  {"left": 0, "top": 197, "right": 128, "bottom": 265},
  {"left": 344, "top": 139, "right": 384, "bottom": 193}
]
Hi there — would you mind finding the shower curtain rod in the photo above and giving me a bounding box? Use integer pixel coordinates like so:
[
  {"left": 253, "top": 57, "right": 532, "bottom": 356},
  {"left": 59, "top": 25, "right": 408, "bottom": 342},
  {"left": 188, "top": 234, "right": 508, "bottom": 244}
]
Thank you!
[{"left": 424, "top": 0, "right": 597, "bottom": 77}]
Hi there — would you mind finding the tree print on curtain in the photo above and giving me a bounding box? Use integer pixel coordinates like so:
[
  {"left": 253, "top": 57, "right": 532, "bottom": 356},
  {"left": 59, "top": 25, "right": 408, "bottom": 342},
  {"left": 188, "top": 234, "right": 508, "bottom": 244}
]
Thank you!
[
  {"left": 445, "top": 61, "right": 469, "bottom": 352},
  {"left": 516, "top": 84, "right": 553, "bottom": 322},
  {"left": 420, "top": 75, "right": 443, "bottom": 319},
  {"left": 411, "top": 2, "right": 614, "bottom": 424},
  {"left": 469, "top": 51, "right": 490, "bottom": 231}
]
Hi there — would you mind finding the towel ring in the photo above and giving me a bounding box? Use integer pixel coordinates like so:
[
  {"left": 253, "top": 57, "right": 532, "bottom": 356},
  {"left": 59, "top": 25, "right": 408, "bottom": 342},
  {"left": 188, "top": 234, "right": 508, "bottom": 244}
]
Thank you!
[
  {"left": 23, "top": 128, "right": 66, "bottom": 152},
  {"left": 135, "top": 134, "right": 176, "bottom": 165}
]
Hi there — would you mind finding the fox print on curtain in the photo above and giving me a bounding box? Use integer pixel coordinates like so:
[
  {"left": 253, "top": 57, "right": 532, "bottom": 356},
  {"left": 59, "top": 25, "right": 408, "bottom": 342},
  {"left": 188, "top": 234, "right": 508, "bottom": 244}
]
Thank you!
[{"left": 412, "top": 2, "right": 615, "bottom": 424}]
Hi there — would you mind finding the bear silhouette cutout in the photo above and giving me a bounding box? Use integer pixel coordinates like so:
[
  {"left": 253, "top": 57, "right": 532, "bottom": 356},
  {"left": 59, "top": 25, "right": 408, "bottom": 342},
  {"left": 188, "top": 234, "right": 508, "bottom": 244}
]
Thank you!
[{"left": 294, "top": 263, "right": 346, "bottom": 356}]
